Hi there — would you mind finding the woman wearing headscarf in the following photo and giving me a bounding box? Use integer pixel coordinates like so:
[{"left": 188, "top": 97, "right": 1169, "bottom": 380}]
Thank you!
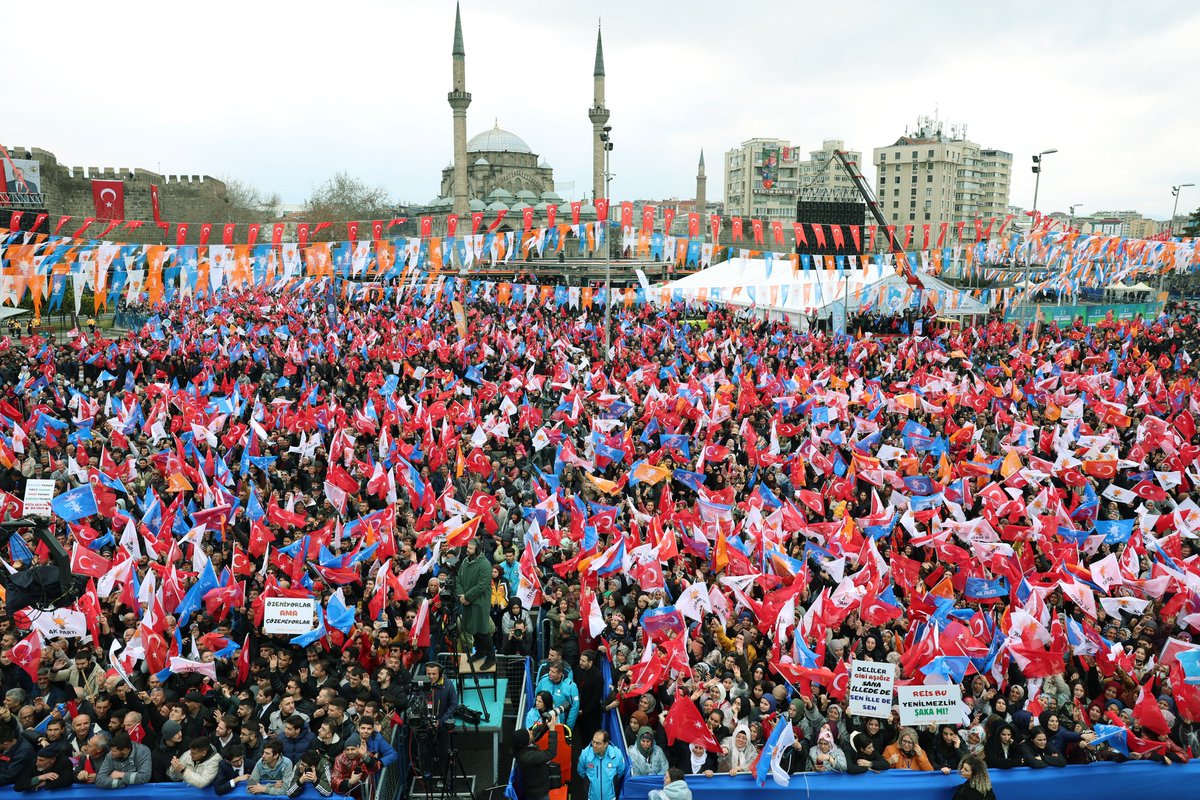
[
  {"left": 953, "top": 756, "right": 996, "bottom": 800},
  {"left": 717, "top": 724, "right": 758, "bottom": 777},
  {"left": 983, "top": 723, "right": 1023, "bottom": 769},
  {"left": 627, "top": 729, "right": 669, "bottom": 776},
  {"left": 806, "top": 725, "right": 848, "bottom": 773},
  {"left": 1039, "top": 710, "right": 1094, "bottom": 759},
  {"left": 958, "top": 725, "right": 986, "bottom": 758},
  {"left": 845, "top": 731, "right": 890, "bottom": 775}
]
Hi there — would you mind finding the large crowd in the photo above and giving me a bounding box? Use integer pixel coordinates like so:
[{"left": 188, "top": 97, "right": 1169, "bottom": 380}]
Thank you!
[{"left": 0, "top": 281, "right": 1198, "bottom": 800}]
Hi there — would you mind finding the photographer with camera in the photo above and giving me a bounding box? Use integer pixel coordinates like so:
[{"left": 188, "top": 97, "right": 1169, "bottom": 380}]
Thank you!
[
  {"left": 502, "top": 599, "right": 534, "bottom": 657},
  {"left": 512, "top": 714, "right": 560, "bottom": 800}
]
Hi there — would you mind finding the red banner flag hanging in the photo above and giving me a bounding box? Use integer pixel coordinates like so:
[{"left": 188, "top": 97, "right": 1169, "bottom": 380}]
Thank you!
[
  {"left": 922, "top": 224, "right": 930, "bottom": 250},
  {"left": 371, "top": 220, "right": 385, "bottom": 240},
  {"left": 197, "top": 223, "right": 212, "bottom": 245},
  {"left": 446, "top": 215, "right": 458, "bottom": 238},
  {"left": 751, "top": 218, "right": 764, "bottom": 245},
  {"left": 546, "top": 205, "right": 557, "bottom": 228},
  {"left": 419, "top": 217, "right": 432, "bottom": 238},
  {"left": 222, "top": 223, "right": 236, "bottom": 245},
  {"left": 471, "top": 212, "right": 484, "bottom": 234},
  {"left": 54, "top": 216, "right": 71, "bottom": 236},
  {"left": 8, "top": 212, "right": 21, "bottom": 230},
  {"left": 296, "top": 223, "right": 311, "bottom": 249},
  {"left": 710, "top": 214, "right": 722, "bottom": 243},
  {"left": 982, "top": 217, "right": 996, "bottom": 241},
  {"left": 812, "top": 224, "right": 826, "bottom": 249},
  {"left": 771, "top": 220, "right": 784, "bottom": 245},
  {"left": 149, "top": 184, "right": 166, "bottom": 230},
  {"left": 731, "top": 217, "right": 743, "bottom": 242},
  {"left": 246, "top": 223, "right": 261, "bottom": 245},
  {"left": 271, "top": 223, "right": 285, "bottom": 246},
  {"left": 955, "top": 220, "right": 966, "bottom": 241},
  {"left": 522, "top": 207, "right": 534, "bottom": 232},
  {"left": 641, "top": 205, "right": 655, "bottom": 235},
  {"left": 936, "top": 222, "right": 948, "bottom": 249},
  {"left": 388, "top": 217, "right": 406, "bottom": 229},
  {"left": 902, "top": 225, "right": 913, "bottom": 250},
  {"left": 570, "top": 201, "right": 582, "bottom": 226},
  {"left": 662, "top": 206, "right": 676, "bottom": 233},
  {"left": 998, "top": 214, "right": 1014, "bottom": 236},
  {"left": 620, "top": 202, "right": 634, "bottom": 230},
  {"left": 73, "top": 218, "right": 96, "bottom": 238},
  {"left": 885, "top": 225, "right": 896, "bottom": 249},
  {"left": 688, "top": 213, "right": 700, "bottom": 238},
  {"left": 32, "top": 213, "right": 47, "bottom": 233},
  {"left": 312, "top": 222, "right": 330, "bottom": 238},
  {"left": 91, "top": 179, "right": 125, "bottom": 220},
  {"left": 174, "top": 223, "right": 189, "bottom": 245},
  {"left": 98, "top": 219, "right": 122, "bottom": 238},
  {"left": 849, "top": 225, "right": 860, "bottom": 251},
  {"left": 793, "top": 222, "right": 808, "bottom": 247},
  {"left": 830, "top": 225, "right": 845, "bottom": 250},
  {"left": 345, "top": 221, "right": 358, "bottom": 241},
  {"left": 595, "top": 198, "right": 609, "bottom": 222},
  {"left": 487, "top": 210, "right": 507, "bottom": 233}
]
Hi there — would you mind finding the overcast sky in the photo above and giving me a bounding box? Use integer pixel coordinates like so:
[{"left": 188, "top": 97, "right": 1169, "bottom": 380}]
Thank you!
[{"left": 10, "top": 1, "right": 1199, "bottom": 220}]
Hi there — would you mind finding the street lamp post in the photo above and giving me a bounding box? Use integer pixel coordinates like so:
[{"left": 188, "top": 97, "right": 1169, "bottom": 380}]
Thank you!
[
  {"left": 1066, "top": 203, "right": 1083, "bottom": 304},
  {"left": 1024, "top": 149, "right": 1056, "bottom": 330},
  {"left": 1164, "top": 183, "right": 1195, "bottom": 298},
  {"left": 600, "top": 126, "right": 614, "bottom": 361}
]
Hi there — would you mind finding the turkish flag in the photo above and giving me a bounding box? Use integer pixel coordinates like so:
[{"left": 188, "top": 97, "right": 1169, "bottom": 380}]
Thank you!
[
  {"left": 1083, "top": 459, "right": 1118, "bottom": 480},
  {"left": 272, "top": 223, "right": 286, "bottom": 246},
  {"left": 624, "top": 654, "right": 667, "bottom": 697},
  {"left": 199, "top": 222, "right": 213, "bottom": 245},
  {"left": 663, "top": 691, "right": 721, "bottom": 752},
  {"left": 420, "top": 217, "right": 433, "bottom": 238},
  {"left": 595, "top": 198, "right": 609, "bottom": 222},
  {"left": 91, "top": 180, "right": 125, "bottom": 220},
  {"left": 523, "top": 207, "right": 534, "bottom": 232},
  {"left": 570, "top": 202, "right": 582, "bottom": 226},
  {"left": 347, "top": 221, "right": 360, "bottom": 241},
  {"left": 731, "top": 217, "right": 743, "bottom": 241},
  {"left": 246, "top": 223, "right": 261, "bottom": 244},
  {"left": 751, "top": 218, "right": 763, "bottom": 244},
  {"left": 297, "top": 223, "right": 311, "bottom": 248},
  {"left": 371, "top": 220, "right": 385, "bottom": 240},
  {"left": 445, "top": 215, "right": 458, "bottom": 238},
  {"left": 465, "top": 449, "right": 492, "bottom": 477},
  {"left": 236, "top": 634, "right": 252, "bottom": 685},
  {"left": 710, "top": 214, "right": 722, "bottom": 242},
  {"left": 9, "top": 630, "right": 42, "bottom": 681},
  {"left": 412, "top": 598, "right": 431, "bottom": 647},
  {"left": 231, "top": 544, "right": 255, "bottom": 577},
  {"left": 1131, "top": 480, "right": 1169, "bottom": 502},
  {"left": 641, "top": 204, "right": 655, "bottom": 235},
  {"left": 249, "top": 518, "right": 274, "bottom": 558},
  {"left": 471, "top": 212, "right": 484, "bottom": 234},
  {"left": 661, "top": 206, "right": 675, "bottom": 232},
  {"left": 770, "top": 220, "right": 784, "bottom": 245},
  {"left": 688, "top": 213, "right": 700, "bottom": 237},
  {"left": 70, "top": 544, "right": 112, "bottom": 578},
  {"left": 1133, "top": 682, "right": 1171, "bottom": 736}
]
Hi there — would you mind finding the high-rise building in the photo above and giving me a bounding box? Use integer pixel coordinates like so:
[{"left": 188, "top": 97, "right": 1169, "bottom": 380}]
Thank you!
[
  {"left": 872, "top": 117, "right": 1012, "bottom": 230},
  {"left": 797, "top": 140, "right": 862, "bottom": 195},
  {"left": 723, "top": 138, "right": 803, "bottom": 221}
]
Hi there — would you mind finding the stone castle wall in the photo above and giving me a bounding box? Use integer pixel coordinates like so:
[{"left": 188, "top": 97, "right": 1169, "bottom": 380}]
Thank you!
[{"left": 6, "top": 146, "right": 229, "bottom": 243}]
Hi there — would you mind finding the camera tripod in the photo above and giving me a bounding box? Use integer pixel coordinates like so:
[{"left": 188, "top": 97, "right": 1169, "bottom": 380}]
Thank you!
[
  {"left": 409, "top": 723, "right": 476, "bottom": 800},
  {"left": 441, "top": 614, "right": 491, "bottom": 724}
]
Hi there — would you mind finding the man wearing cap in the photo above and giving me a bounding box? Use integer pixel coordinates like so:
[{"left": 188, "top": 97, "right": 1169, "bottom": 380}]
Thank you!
[
  {"left": 152, "top": 719, "right": 186, "bottom": 782},
  {"left": 96, "top": 731, "right": 151, "bottom": 788},
  {"left": 181, "top": 691, "right": 215, "bottom": 742},
  {"left": 14, "top": 746, "right": 74, "bottom": 792}
]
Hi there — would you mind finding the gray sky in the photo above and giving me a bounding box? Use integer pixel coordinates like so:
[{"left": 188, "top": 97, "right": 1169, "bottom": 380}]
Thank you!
[{"left": 10, "top": 0, "right": 1199, "bottom": 220}]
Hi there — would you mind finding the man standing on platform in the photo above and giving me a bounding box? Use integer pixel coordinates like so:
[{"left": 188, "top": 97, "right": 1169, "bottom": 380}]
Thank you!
[{"left": 457, "top": 539, "right": 496, "bottom": 670}]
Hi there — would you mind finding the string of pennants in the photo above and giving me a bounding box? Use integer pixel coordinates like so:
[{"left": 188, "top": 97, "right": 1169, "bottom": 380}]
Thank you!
[{"left": 0, "top": 210, "right": 1196, "bottom": 317}]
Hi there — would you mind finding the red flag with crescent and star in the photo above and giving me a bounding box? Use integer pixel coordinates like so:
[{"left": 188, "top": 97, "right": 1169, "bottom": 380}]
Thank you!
[
  {"left": 91, "top": 180, "right": 125, "bottom": 220},
  {"left": 663, "top": 690, "right": 721, "bottom": 752}
]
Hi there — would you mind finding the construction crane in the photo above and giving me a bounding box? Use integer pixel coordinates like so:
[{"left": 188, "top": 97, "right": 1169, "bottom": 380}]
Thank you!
[{"left": 831, "top": 150, "right": 923, "bottom": 288}]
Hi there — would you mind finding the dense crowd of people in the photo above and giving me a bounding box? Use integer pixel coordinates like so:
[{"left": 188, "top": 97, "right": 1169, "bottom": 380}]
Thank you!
[{"left": 0, "top": 280, "right": 1198, "bottom": 800}]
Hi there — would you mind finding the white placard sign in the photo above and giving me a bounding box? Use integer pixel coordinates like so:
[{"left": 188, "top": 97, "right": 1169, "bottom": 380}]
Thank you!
[
  {"left": 896, "top": 684, "right": 962, "bottom": 726},
  {"left": 847, "top": 659, "right": 896, "bottom": 719},
  {"left": 22, "top": 479, "right": 56, "bottom": 518},
  {"left": 263, "top": 597, "right": 318, "bottom": 634}
]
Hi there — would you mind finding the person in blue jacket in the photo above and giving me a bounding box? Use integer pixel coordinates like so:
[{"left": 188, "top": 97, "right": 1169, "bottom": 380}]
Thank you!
[
  {"left": 578, "top": 730, "right": 625, "bottom": 800},
  {"left": 345, "top": 718, "right": 398, "bottom": 769},
  {"left": 534, "top": 661, "right": 579, "bottom": 729}
]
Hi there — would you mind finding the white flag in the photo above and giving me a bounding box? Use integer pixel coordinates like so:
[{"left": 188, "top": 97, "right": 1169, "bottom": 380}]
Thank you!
[
  {"left": 169, "top": 656, "right": 218, "bottom": 679},
  {"left": 31, "top": 608, "right": 87, "bottom": 639}
]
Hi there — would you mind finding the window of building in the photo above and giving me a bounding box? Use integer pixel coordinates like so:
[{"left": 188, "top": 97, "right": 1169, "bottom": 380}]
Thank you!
[
  {"left": 911, "top": 175, "right": 918, "bottom": 184},
  {"left": 879, "top": 153, "right": 887, "bottom": 162},
  {"left": 924, "top": 213, "right": 931, "bottom": 221},
  {"left": 927, "top": 174, "right": 933, "bottom": 182},
  {"left": 894, "top": 176, "right": 900, "bottom": 184},
  {"left": 928, "top": 149, "right": 934, "bottom": 158},
  {"left": 909, "top": 213, "right": 916, "bottom": 221},
  {"left": 893, "top": 201, "right": 899, "bottom": 209},
  {"left": 911, "top": 151, "right": 917, "bottom": 159}
]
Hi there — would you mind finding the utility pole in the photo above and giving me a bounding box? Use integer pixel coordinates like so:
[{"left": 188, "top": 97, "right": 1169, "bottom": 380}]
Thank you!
[{"left": 1026, "top": 148, "right": 1056, "bottom": 325}]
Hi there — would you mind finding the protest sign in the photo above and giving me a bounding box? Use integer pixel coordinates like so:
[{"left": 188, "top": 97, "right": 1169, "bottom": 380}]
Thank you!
[
  {"left": 263, "top": 597, "right": 317, "bottom": 634},
  {"left": 848, "top": 659, "right": 896, "bottom": 718},
  {"left": 897, "top": 684, "right": 962, "bottom": 726},
  {"left": 22, "top": 479, "right": 56, "bottom": 518}
]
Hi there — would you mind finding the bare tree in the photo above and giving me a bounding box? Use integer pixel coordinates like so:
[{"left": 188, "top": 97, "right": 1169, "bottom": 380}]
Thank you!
[{"left": 303, "top": 173, "right": 393, "bottom": 240}]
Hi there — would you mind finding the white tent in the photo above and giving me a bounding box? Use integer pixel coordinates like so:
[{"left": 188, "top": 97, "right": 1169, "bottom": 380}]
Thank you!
[{"left": 663, "top": 256, "right": 989, "bottom": 326}]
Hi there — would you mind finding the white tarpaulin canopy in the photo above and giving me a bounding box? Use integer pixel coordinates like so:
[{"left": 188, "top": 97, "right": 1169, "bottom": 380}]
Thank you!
[{"left": 663, "top": 257, "right": 989, "bottom": 324}]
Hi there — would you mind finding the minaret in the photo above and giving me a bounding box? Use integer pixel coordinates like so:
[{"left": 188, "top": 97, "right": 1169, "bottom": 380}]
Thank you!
[
  {"left": 695, "top": 150, "right": 707, "bottom": 226},
  {"left": 448, "top": 3, "right": 472, "bottom": 218},
  {"left": 588, "top": 23, "right": 610, "bottom": 203}
]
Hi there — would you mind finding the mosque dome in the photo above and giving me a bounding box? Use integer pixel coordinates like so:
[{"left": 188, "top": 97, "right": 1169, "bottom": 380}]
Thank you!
[{"left": 467, "top": 122, "right": 533, "bottom": 154}]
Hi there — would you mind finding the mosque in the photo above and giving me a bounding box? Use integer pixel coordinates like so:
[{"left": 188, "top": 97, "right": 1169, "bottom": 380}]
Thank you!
[{"left": 428, "top": 5, "right": 706, "bottom": 228}]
